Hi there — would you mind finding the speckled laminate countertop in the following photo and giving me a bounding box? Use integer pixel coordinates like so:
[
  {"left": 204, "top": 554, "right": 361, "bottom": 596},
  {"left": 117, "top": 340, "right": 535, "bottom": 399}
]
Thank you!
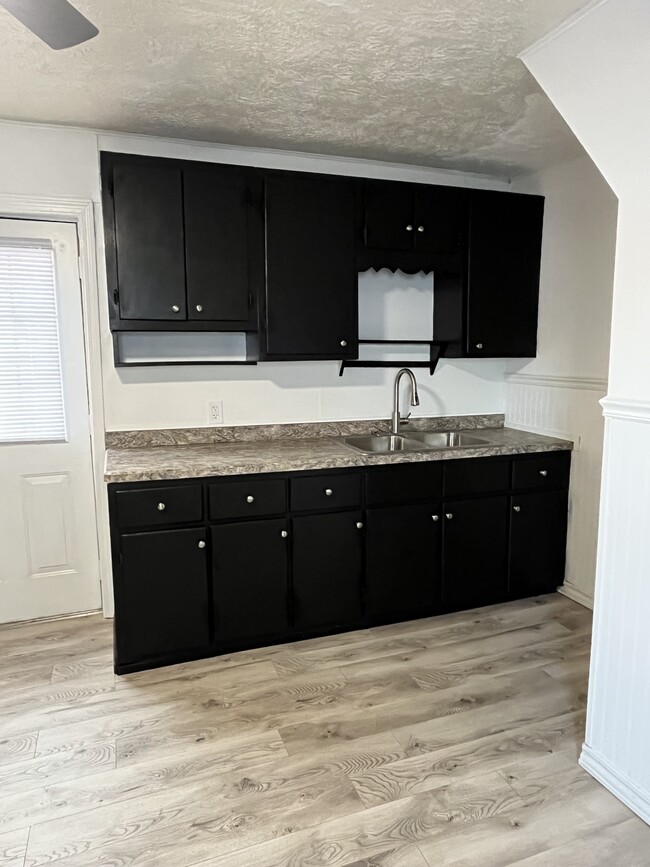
[{"left": 104, "top": 418, "right": 572, "bottom": 484}]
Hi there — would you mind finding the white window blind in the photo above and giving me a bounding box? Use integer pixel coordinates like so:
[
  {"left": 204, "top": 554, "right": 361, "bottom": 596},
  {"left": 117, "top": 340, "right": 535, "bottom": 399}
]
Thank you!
[{"left": 0, "top": 240, "right": 67, "bottom": 443}]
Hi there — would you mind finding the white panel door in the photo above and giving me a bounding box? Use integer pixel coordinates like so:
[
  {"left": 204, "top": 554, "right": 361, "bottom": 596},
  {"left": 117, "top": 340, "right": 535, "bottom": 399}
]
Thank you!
[{"left": 0, "top": 219, "right": 101, "bottom": 623}]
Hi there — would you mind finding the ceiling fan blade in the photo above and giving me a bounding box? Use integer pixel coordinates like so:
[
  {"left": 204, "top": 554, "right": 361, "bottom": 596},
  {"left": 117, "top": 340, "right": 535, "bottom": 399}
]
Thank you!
[{"left": 0, "top": 0, "right": 98, "bottom": 49}]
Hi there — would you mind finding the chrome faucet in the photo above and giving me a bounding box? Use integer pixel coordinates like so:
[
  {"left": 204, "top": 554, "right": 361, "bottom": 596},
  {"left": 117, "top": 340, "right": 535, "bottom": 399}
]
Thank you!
[{"left": 391, "top": 368, "right": 420, "bottom": 435}]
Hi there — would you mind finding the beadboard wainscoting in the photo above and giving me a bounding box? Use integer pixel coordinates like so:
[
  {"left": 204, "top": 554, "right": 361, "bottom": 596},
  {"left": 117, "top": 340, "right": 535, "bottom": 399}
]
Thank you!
[
  {"left": 505, "top": 373, "right": 608, "bottom": 608},
  {"left": 580, "top": 398, "right": 650, "bottom": 826}
]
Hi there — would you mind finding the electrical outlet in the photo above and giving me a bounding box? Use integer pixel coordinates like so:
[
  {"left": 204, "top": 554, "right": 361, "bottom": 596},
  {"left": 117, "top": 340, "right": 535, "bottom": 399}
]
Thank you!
[{"left": 208, "top": 401, "right": 224, "bottom": 424}]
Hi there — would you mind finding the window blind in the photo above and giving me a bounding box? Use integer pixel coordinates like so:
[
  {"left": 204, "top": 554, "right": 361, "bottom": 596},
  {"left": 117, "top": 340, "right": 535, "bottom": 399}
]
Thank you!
[{"left": 0, "top": 240, "right": 67, "bottom": 443}]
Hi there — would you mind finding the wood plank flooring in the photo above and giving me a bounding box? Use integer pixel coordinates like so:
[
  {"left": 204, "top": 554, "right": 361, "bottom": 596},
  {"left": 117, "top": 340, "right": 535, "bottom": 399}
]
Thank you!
[{"left": 0, "top": 594, "right": 648, "bottom": 866}]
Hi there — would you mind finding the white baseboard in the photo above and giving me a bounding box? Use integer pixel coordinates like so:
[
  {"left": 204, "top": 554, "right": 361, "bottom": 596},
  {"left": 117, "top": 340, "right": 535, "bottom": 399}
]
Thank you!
[
  {"left": 580, "top": 744, "right": 650, "bottom": 826},
  {"left": 557, "top": 582, "right": 594, "bottom": 610}
]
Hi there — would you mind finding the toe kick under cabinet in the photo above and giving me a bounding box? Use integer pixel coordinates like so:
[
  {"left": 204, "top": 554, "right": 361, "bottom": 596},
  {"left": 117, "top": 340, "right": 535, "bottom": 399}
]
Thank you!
[{"left": 108, "top": 451, "right": 571, "bottom": 673}]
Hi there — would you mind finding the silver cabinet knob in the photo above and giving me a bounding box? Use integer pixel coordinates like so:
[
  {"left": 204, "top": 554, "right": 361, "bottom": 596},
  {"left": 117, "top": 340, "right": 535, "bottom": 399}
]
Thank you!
[
  {"left": 325, "top": 488, "right": 333, "bottom": 496},
  {"left": 445, "top": 512, "right": 454, "bottom": 520},
  {"left": 246, "top": 495, "right": 255, "bottom": 503},
  {"left": 198, "top": 540, "right": 206, "bottom": 549},
  {"left": 171, "top": 305, "right": 180, "bottom": 313},
  {"left": 513, "top": 505, "right": 521, "bottom": 512},
  {"left": 195, "top": 304, "right": 203, "bottom": 313},
  {"left": 539, "top": 470, "right": 548, "bottom": 477},
  {"left": 475, "top": 343, "right": 483, "bottom": 350},
  {"left": 405, "top": 224, "right": 413, "bottom": 232},
  {"left": 417, "top": 225, "right": 424, "bottom": 232},
  {"left": 356, "top": 522, "right": 363, "bottom": 529},
  {"left": 157, "top": 502, "right": 166, "bottom": 511},
  {"left": 281, "top": 530, "right": 288, "bottom": 538},
  {"left": 340, "top": 340, "right": 347, "bottom": 347},
  {"left": 431, "top": 514, "right": 439, "bottom": 522}
]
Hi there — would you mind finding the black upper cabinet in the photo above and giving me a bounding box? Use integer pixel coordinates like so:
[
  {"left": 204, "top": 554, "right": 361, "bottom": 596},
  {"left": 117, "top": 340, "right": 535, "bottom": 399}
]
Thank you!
[
  {"left": 362, "top": 181, "right": 468, "bottom": 257},
  {"left": 102, "top": 153, "right": 255, "bottom": 331},
  {"left": 467, "top": 190, "right": 544, "bottom": 358},
  {"left": 364, "top": 181, "right": 415, "bottom": 251},
  {"left": 111, "top": 162, "right": 186, "bottom": 321},
  {"left": 184, "top": 167, "right": 252, "bottom": 322},
  {"left": 263, "top": 173, "right": 358, "bottom": 359}
]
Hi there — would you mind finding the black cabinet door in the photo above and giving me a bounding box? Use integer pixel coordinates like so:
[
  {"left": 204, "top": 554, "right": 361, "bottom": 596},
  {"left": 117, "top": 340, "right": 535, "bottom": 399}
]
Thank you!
[
  {"left": 509, "top": 490, "right": 568, "bottom": 598},
  {"left": 115, "top": 527, "right": 210, "bottom": 666},
  {"left": 112, "top": 162, "right": 187, "bottom": 321},
  {"left": 264, "top": 174, "right": 358, "bottom": 358},
  {"left": 212, "top": 518, "right": 289, "bottom": 644},
  {"left": 467, "top": 190, "right": 544, "bottom": 358},
  {"left": 442, "top": 496, "right": 509, "bottom": 611},
  {"left": 365, "top": 504, "right": 442, "bottom": 623},
  {"left": 414, "top": 186, "right": 468, "bottom": 253},
  {"left": 364, "top": 180, "right": 415, "bottom": 251},
  {"left": 292, "top": 511, "right": 363, "bottom": 631},
  {"left": 184, "top": 168, "right": 252, "bottom": 323}
]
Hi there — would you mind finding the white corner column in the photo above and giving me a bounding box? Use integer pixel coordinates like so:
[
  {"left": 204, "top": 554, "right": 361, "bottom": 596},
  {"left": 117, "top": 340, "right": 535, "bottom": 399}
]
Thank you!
[{"left": 521, "top": 0, "right": 650, "bottom": 824}]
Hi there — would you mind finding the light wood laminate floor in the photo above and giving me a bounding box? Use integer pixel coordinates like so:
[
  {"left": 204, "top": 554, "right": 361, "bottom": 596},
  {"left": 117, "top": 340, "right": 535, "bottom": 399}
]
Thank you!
[{"left": 1, "top": 594, "right": 649, "bottom": 867}]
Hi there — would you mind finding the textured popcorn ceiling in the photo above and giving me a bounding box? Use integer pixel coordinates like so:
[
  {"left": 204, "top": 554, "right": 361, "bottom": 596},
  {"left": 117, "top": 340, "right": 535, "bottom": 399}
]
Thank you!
[{"left": 0, "top": 0, "right": 588, "bottom": 176}]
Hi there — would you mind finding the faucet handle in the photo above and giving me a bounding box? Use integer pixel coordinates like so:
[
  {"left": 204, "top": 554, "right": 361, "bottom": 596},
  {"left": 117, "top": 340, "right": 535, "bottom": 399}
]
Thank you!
[{"left": 401, "top": 412, "right": 412, "bottom": 424}]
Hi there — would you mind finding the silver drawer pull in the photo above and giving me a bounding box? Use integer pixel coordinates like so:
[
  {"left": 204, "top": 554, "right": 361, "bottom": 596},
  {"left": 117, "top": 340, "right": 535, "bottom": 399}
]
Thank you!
[
  {"left": 198, "top": 540, "right": 206, "bottom": 549},
  {"left": 431, "top": 514, "right": 439, "bottom": 522},
  {"left": 417, "top": 225, "right": 424, "bottom": 232},
  {"left": 513, "top": 505, "right": 521, "bottom": 512},
  {"left": 356, "top": 522, "right": 363, "bottom": 529},
  {"left": 281, "top": 530, "right": 288, "bottom": 538},
  {"left": 246, "top": 495, "right": 255, "bottom": 503},
  {"left": 445, "top": 512, "right": 454, "bottom": 520},
  {"left": 539, "top": 470, "right": 548, "bottom": 477},
  {"left": 325, "top": 488, "right": 333, "bottom": 496},
  {"left": 195, "top": 304, "right": 203, "bottom": 312},
  {"left": 405, "top": 224, "right": 413, "bottom": 232},
  {"left": 157, "top": 502, "right": 166, "bottom": 511},
  {"left": 171, "top": 305, "right": 180, "bottom": 313}
]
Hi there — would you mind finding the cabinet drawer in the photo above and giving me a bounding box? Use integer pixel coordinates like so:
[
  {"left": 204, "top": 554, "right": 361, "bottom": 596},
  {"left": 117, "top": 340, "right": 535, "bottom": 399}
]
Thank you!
[
  {"left": 512, "top": 452, "right": 571, "bottom": 491},
  {"left": 290, "top": 473, "right": 361, "bottom": 512},
  {"left": 114, "top": 484, "right": 202, "bottom": 529},
  {"left": 209, "top": 478, "right": 286, "bottom": 521},
  {"left": 365, "top": 462, "right": 443, "bottom": 507},
  {"left": 444, "top": 457, "right": 510, "bottom": 497}
]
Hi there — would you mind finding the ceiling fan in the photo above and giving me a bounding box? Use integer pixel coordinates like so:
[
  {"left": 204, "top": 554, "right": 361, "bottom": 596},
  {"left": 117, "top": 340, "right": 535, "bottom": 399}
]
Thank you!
[{"left": 0, "top": 0, "right": 98, "bottom": 49}]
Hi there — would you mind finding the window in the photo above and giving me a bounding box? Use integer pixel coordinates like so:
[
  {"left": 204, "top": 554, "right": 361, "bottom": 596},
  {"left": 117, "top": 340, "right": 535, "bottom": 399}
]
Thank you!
[{"left": 0, "top": 240, "right": 66, "bottom": 443}]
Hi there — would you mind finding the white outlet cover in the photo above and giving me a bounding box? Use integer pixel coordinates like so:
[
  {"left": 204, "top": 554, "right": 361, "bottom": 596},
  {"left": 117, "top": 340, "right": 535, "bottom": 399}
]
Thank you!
[{"left": 208, "top": 401, "right": 223, "bottom": 424}]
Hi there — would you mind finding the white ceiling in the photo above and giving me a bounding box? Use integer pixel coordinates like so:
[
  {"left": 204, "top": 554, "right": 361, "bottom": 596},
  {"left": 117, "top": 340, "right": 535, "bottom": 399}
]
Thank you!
[{"left": 0, "top": 0, "right": 588, "bottom": 177}]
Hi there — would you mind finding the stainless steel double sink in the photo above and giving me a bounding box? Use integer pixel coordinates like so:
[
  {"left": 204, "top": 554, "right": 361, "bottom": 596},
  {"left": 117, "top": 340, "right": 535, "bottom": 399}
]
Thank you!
[{"left": 340, "top": 430, "right": 490, "bottom": 455}]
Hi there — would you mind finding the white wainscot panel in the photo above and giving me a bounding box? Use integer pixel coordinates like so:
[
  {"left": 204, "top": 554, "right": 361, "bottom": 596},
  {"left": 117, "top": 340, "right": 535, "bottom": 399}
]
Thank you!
[{"left": 505, "top": 376, "right": 606, "bottom": 607}]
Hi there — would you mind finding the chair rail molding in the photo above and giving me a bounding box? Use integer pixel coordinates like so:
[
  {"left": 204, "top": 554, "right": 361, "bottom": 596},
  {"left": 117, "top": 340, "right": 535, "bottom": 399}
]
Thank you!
[
  {"left": 0, "top": 192, "right": 111, "bottom": 617},
  {"left": 507, "top": 373, "right": 608, "bottom": 391},
  {"left": 600, "top": 397, "right": 650, "bottom": 423}
]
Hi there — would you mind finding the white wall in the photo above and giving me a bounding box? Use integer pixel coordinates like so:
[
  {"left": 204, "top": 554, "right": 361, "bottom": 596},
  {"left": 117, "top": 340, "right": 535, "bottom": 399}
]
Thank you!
[
  {"left": 0, "top": 120, "right": 514, "bottom": 432},
  {"left": 506, "top": 153, "right": 617, "bottom": 607},
  {"left": 521, "top": 0, "right": 650, "bottom": 826}
]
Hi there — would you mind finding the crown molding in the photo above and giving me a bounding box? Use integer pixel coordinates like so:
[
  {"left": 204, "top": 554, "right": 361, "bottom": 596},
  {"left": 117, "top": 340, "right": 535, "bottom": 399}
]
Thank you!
[
  {"left": 519, "top": 0, "right": 611, "bottom": 63},
  {"left": 507, "top": 373, "right": 607, "bottom": 391}
]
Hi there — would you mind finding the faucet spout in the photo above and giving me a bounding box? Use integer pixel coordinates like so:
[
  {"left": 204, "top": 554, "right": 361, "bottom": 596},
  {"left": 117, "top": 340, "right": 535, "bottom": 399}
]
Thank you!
[{"left": 391, "top": 368, "right": 419, "bottom": 435}]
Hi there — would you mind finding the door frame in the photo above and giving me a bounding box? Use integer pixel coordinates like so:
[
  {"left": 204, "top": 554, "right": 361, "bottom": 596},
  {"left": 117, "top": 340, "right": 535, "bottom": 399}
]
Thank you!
[{"left": 0, "top": 194, "right": 111, "bottom": 616}]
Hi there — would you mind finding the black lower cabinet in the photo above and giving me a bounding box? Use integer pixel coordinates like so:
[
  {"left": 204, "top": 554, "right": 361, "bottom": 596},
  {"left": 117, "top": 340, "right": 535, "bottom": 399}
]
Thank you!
[
  {"left": 212, "top": 518, "right": 289, "bottom": 645},
  {"left": 292, "top": 511, "right": 363, "bottom": 631},
  {"left": 116, "top": 528, "right": 210, "bottom": 666},
  {"left": 110, "top": 452, "right": 571, "bottom": 673},
  {"left": 365, "top": 504, "right": 441, "bottom": 623},
  {"left": 509, "top": 490, "right": 569, "bottom": 598},
  {"left": 441, "top": 496, "right": 509, "bottom": 611}
]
